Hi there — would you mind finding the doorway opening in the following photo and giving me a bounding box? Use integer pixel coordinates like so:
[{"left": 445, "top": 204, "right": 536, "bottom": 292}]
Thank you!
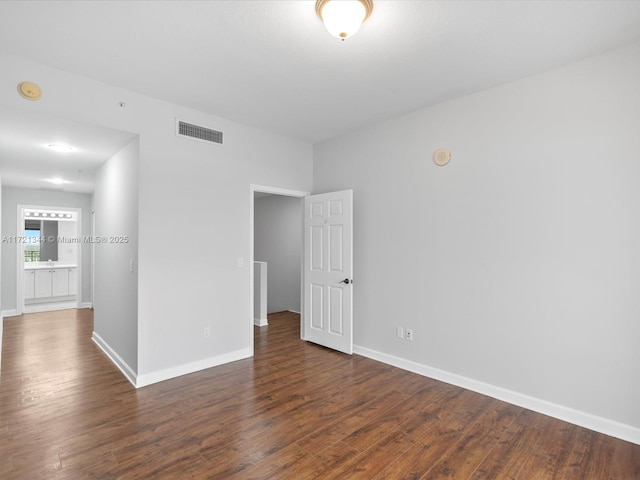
[
  {"left": 249, "top": 185, "right": 308, "bottom": 355},
  {"left": 17, "top": 204, "right": 83, "bottom": 315}
]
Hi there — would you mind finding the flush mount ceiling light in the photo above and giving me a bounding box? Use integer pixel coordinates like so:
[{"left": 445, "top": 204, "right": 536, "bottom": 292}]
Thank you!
[
  {"left": 47, "top": 144, "right": 74, "bottom": 153},
  {"left": 48, "top": 177, "right": 67, "bottom": 185},
  {"left": 316, "top": 0, "right": 373, "bottom": 40}
]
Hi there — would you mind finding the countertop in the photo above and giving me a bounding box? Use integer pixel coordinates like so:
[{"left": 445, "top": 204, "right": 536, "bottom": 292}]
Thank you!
[{"left": 25, "top": 263, "right": 77, "bottom": 270}]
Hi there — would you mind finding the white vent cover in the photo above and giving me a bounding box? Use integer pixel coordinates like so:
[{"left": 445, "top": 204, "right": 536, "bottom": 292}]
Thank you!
[{"left": 176, "top": 119, "right": 223, "bottom": 145}]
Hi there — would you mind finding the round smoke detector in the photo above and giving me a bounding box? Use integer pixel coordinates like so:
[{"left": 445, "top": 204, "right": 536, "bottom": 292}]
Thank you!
[
  {"left": 18, "top": 81, "right": 42, "bottom": 101},
  {"left": 433, "top": 147, "right": 451, "bottom": 166}
]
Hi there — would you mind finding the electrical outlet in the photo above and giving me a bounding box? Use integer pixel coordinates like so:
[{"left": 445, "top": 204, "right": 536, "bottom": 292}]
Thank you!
[
  {"left": 203, "top": 327, "right": 210, "bottom": 338},
  {"left": 405, "top": 329, "right": 413, "bottom": 341},
  {"left": 396, "top": 326, "right": 404, "bottom": 339}
]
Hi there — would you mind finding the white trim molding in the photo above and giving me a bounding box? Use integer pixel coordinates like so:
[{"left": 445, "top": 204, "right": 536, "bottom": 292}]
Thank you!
[
  {"left": 92, "top": 332, "right": 137, "bottom": 387},
  {"left": 353, "top": 345, "right": 640, "bottom": 446},
  {"left": 23, "top": 301, "right": 78, "bottom": 314},
  {"left": 136, "top": 348, "right": 252, "bottom": 388},
  {"left": 251, "top": 185, "right": 309, "bottom": 198},
  {"left": 254, "top": 318, "right": 268, "bottom": 327},
  {"left": 3, "top": 304, "right": 91, "bottom": 317},
  {"left": 93, "top": 331, "right": 252, "bottom": 389}
]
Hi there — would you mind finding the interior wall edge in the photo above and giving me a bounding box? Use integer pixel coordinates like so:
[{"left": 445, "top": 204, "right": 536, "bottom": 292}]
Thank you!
[{"left": 92, "top": 331, "right": 137, "bottom": 388}]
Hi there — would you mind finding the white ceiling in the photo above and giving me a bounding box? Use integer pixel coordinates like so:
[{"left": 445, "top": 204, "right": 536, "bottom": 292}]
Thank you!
[
  {"left": 0, "top": 107, "right": 137, "bottom": 193},
  {"left": 1, "top": 1, "right": 640, "bottom": 192}
]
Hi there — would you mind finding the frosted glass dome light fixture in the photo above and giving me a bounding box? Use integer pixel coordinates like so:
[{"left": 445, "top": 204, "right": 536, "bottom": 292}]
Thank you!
[{"left": 316, "top": 0, "right": 373, "bottom": 41}]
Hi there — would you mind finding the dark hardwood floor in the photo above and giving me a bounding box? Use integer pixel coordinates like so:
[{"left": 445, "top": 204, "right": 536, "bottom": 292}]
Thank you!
[{"left": 1, "top": 309, "right": 638, "bottom": 479}]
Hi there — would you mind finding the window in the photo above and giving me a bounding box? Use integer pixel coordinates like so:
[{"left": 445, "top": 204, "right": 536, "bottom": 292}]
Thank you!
[{"left": 24, "top": 220, "right": 41, "bottom": 262}]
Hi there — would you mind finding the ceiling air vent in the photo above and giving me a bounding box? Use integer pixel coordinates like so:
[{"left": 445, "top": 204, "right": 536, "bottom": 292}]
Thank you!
[{"left": 176, "top": 119, "right": 223, "bottom": 145}]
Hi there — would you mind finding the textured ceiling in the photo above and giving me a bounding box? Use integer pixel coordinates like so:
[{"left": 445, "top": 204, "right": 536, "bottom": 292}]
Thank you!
[
  {"left": 2, "top": 1, "right": 640, "bottom": 144},
  {"left": 1, "top": 1, "right": 640, "bottom": 192}
]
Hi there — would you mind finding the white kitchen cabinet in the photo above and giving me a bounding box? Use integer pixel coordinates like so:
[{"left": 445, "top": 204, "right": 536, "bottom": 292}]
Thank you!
[
  {"left": 35, "top": 269, "right": 53, "bottom": 298},
  {"left": 30, "top": 267, "right": 76, "bottom": 298},
  {"left": 52, "top": 269, "right": 69, "bottom": 296},
  {"left": 24, "top": 269, "right": 35, "bottom": 299}
]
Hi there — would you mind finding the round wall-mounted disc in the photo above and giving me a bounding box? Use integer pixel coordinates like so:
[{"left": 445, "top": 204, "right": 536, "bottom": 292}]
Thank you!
[
  {"left": 18, "top": 81, "right": 42, "bottom": 101},
  {"left": 433, "top": 148, "right": 451, "bottom": 166}
]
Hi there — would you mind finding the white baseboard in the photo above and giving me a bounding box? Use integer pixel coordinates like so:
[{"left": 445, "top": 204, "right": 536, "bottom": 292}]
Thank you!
[
  {"left": 92, "top": 332, "right": 137, "bottom": 388},
  {"left": 3, "top": 304, "right": 91, "bottom": 316},
  {"left": 92, "top": 332, "right": 253, "bottom": 390},
  {"left": 254, "top": 318, "right": 268, "bottom": 327},
  {"left": 23, "top": 301, "right": 78, "bottom": 314},
  {"left": 135, "top": 347, "right": 252, "bottom": 388},
  {"left": 353, "top": 345, "right": 640, "bottom": 446},
  {"left": 288, "top": 309, "right": 301, "bottom": 315}
]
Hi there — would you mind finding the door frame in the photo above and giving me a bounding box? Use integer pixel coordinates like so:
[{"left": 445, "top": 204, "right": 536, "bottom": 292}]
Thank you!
[
  {"left": 249, "top": 184, "right": 309, "bottom": 355},
  {"left": 16, "top": 204, "right": 83, "bottom": 315}
]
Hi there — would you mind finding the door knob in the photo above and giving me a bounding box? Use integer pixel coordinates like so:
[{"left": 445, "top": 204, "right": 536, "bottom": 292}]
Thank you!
[{"left": 340, "top": 278, "right": 352, "bottom": 284}]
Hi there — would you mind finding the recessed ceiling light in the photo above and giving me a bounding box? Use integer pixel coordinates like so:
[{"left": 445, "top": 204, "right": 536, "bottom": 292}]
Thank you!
[
  {"left": 47, "top": 144, "right": 74, "bottom": 153},
  {"left": 48, "top": 177, "right": 67, "bottom": 185}
]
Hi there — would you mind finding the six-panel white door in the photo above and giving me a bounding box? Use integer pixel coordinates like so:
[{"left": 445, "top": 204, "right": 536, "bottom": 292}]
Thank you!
[{"left": 303, "top": 190, "right": 353, "bottom": 354}]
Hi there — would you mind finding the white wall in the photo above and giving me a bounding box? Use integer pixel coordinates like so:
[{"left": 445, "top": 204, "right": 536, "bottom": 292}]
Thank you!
[
  {"left": 92, "top": 138, "right": 139, "bottom": 377},
  {"left": 57, "top": 220, "right": 78, "bottom": 265},
  {"left": 134, "top": 108, "right": 311, "bottom": 385},
  {"left": 314, "top": 41, "right": 640, "bottom": 442},
  {"left": 253, "top": 261, "right": 268, "bottom": 325},
  {"left": 0, "top": 187, "right": 92, "bottom": 313},
  {"left": 254, "top": 195, "right": 302, "bottom": 313},
  {"left": 0, "top": 51, "right": 313, "bottom": 385}
]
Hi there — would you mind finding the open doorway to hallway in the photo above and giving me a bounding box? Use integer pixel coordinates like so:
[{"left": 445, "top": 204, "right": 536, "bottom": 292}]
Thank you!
[
  {"left": 249, "top": 185, "right": 308, "bottom": 354},
  {"left": 254, "top": 194, "right": 303, "bottom": 320}
]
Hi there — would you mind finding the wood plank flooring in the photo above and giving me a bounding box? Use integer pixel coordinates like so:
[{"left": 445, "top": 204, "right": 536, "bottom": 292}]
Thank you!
[{"left": 1, "top": 309, "right": 639, "bottom": 479}]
